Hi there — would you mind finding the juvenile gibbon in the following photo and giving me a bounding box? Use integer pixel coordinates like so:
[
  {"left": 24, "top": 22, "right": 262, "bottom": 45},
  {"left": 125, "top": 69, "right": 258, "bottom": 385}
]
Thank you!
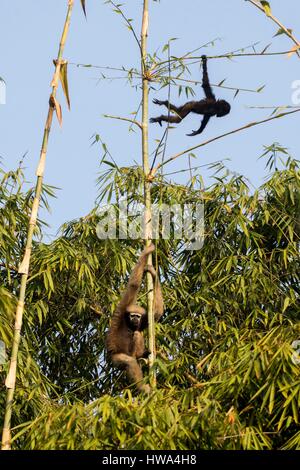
[{"left": 150, "top": 55, "right": 231, "bottom": 136}]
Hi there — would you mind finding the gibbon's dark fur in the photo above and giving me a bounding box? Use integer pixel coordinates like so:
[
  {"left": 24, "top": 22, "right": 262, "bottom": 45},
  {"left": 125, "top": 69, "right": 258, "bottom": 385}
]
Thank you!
[
  {"left": 106, "top": 244, "right": 164, "bottom": 393},
  {"left": 150, "top": 55, "right": 231, "bottom": 136}
]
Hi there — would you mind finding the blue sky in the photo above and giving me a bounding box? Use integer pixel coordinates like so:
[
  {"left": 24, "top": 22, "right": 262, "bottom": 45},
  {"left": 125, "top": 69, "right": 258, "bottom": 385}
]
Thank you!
[{"left": 0, "top": 0, "right": 299, "bottom": 239}]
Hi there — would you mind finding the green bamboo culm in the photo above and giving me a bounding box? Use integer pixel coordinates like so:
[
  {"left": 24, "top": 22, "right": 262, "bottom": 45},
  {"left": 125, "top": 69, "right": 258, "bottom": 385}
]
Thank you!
[
  {"left": 140, "top": 0, "right": 156, "bottom": 388},
  {"left": 1, "top": 0, "right": 75, "bottom": 451}
]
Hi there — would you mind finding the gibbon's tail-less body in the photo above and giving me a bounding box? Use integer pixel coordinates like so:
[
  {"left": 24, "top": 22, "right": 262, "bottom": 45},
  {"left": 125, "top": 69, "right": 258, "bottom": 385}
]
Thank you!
[
  {"left": 150, "top": 55, "right": 231, "bottom": 136},
  {"left": 106, "top": 244, "right": 164, "bottom": 394}
]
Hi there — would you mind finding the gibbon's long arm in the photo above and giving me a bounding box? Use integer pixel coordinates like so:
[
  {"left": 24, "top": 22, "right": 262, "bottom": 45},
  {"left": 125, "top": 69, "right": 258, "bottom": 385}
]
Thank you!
[
  {"left": 201, "top": 55, "right": 215, "bottom": 100},
  {"left": 117, "top": 245, "right": 155, "bottom": 312},
  {"left": 187, "top": 114, "right": 211, "bottom": 137},
  {"left": 144, "top": 265, "right": 164, "bottom": 320}
]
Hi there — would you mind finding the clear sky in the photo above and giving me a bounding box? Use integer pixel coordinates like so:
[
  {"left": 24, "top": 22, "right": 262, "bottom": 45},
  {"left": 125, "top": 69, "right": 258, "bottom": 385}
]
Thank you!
[{"left": 1, "top": 0, "right": 299, "bottom": 239}]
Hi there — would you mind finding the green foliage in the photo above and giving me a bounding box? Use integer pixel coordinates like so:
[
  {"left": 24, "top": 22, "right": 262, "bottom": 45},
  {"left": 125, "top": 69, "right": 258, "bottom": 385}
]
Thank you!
[
  {"left": 260, "top": 1, "right": 272, "bottom": 16},
  {"left": 0, "top": 167, "right": 58, "bottom": 432},
  {"left": 12, "top": 390, "right": 222, "bottom": 450},
  {"left": 0, "top": 151, "right": 300, "bottom": 449},
  {"left": 80, "top": 0, "right": 87, "bottom": 18}
]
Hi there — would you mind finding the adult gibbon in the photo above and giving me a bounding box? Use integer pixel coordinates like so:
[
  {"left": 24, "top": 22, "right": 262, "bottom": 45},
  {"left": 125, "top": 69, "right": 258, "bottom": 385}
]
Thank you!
[
  {"left": 150, "top": 55, "right": 231, "bottom": 136},
  {"left": 106, "top": 244, "right": 164, "bottom": 393}
]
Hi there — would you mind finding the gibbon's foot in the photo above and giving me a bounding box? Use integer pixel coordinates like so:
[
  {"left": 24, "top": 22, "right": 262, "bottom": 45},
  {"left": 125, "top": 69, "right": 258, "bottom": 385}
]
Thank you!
[
  {"left": 150, "top": 117, "right": 163, "bottom": 126},
  {"left": 140, "top": 384, "right": 151, "bottom": 394},
  {"left": 142, "top": 349, "right": 151, "bottom": 359},
  {"left": 144, "top": 264, "right": 157, "bottom": 278},
  {"left": 152, "top": 98, "right": 167, "bottom": 106}
]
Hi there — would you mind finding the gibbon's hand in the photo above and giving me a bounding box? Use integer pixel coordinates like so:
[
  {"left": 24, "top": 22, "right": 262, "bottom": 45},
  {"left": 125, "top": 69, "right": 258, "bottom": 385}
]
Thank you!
[
  {"left": 152, "top": 98, "right": 166, "bottom": 106},
  {"left": 150, "top": 117, "right": 163, "bottom": 126},
  {"left": 187, "top": 129, "right": 201, "bottom": 137},
  {"left": 201, "top": 55, "right": 207, "bottom": 63},
  {"left": 142, "top": 243, "right": 155, "bottom": 257}
]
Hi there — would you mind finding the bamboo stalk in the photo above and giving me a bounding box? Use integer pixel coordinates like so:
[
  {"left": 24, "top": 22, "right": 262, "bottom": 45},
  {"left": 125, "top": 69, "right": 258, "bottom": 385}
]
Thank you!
[
  {"left": 1, "top": 0, "right": 75, "bottom": 451},
  {"left": 140, "top": 0, "right": 156, "bottom": 388}
]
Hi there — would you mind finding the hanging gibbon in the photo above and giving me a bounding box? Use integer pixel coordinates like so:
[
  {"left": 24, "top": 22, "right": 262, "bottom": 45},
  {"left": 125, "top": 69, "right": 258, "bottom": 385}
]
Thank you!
[
  {"left": 150, "top": 55, "right": 231, "bottom": 136},
  {"left": 106, "top": 244, "right": 164, "bottom": 393}
]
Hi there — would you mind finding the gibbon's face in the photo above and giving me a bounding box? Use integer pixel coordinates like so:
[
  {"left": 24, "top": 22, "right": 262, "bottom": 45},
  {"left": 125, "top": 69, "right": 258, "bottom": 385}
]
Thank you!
[
  {"left": 216, "top": 100, "right": 231, "bottom": 117},
  {"left": 129, "top": 312, "right": 142, "bottom": 330}
]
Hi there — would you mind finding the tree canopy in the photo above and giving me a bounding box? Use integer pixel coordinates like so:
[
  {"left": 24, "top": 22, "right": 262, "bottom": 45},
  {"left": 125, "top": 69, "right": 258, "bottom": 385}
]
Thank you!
[{"left": 1, "top": 149, "right": 300, "bottom": 449}]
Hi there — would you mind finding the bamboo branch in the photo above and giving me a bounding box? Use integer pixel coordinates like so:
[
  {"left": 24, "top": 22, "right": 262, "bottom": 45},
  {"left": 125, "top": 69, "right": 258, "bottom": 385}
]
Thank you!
[
  {"left": 103, "top": 114, "right": 142, "bottom": 130},
  {"left": 181, "top": 50, "right": 292, "bottom": 60},
  {"left": 155, "top": 75, "right": 261, "bottom": 94},
  {"left": 152, "top": 50, "right": 291, "bottom": 73},
  {"left": 140, "top": 0, "right": 156, "bottom": 389},
  {"left": 70, "top": 50, "right": 290, "bottom": 74},
  {"left": 157, "top": 108, "right": 300, "bottom": 171},
  {"left": 108, "top": 0, "right": 142, "bottom": 54},
  {"left": 1, "top": 0, "right": 75, "bottom": 451}
]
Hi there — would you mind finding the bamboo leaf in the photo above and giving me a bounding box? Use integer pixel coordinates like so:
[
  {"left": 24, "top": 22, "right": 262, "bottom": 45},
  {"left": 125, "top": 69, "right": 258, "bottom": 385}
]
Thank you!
[
  {"left": 53, "top": 96, "right": 63, "bottom": 126},
  {"left": 288, "top": 44, "right": 300, "bottom": 57},
  {"left": 268, "top": 382, "right": 275, "bottom": 414},
  {"left": 282, "top": 296, "right": 290, "bottom": 313},
  {"left": 273, "top": 27, "right": 292, "bottom": 37},
  {"left": 80, "top": 0, "right": 87, "bottom": 17},
  {"left": 261, "top": 43, "right": 271, "bottom": 54},
  {"left": 218, "top": 78, "right": 227, "bottom": 86},
  {"left": 256, "top": 85, "right": 266, "bottom": 93},
  {"left": 59, "top": 62, "right": 71, "bottom": 110},
  {"left": 260, "top": 1, "right": 272, "bottom": 16}
]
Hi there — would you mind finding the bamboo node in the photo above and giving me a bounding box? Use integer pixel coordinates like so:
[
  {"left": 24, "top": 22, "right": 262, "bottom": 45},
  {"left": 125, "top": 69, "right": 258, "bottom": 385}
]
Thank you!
[
  {"left": 53, "top": 58, "right": 68, "bottom": 67},
  {"left": 1, "top": 428, "right": 11, "bottom": 450},
  {"left": 30, "top": 197, "right": 39, "bottom": 225},
  {"left": 143, "top": 69, "right": 154, "bottom": 82},
  {"left": 146, "top": 167, "right": 157, "bottom": 182},
  {"left": 5, "top": 359, "right": 17, "bottom": 389},
  {"left": 49, "top": 95, "right": 56, "bottom": 108},
  {"left": 36, "top": 151, "right": 46, "bottom": 177},
  {"left": 18, "top": 248, "right": 31, "bottom": 275}
]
